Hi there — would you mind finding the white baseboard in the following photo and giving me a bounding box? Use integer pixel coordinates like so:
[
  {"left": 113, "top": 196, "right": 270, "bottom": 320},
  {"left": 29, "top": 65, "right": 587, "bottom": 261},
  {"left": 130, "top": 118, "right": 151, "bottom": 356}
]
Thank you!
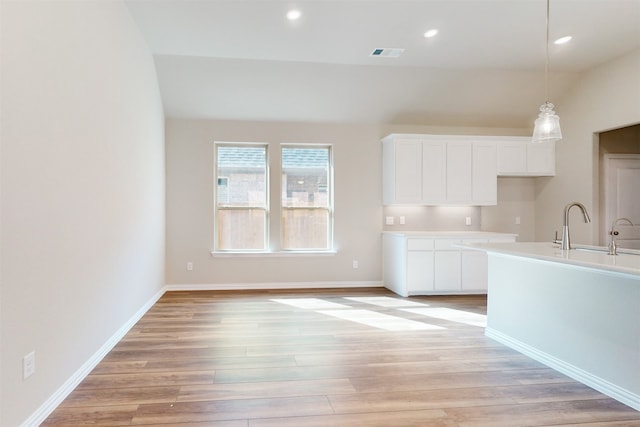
[
  {"left": 485, "top": 327, "right": 640, "bottom": 412},
  {"left": 21, "top": 281, "right": 380, "bottom": 426},
  {"left": 165, "top": 281, "right": 384, "bottom": 291},
  {"left": 21, "top": 286, "right": 168, "bottom": 427}
]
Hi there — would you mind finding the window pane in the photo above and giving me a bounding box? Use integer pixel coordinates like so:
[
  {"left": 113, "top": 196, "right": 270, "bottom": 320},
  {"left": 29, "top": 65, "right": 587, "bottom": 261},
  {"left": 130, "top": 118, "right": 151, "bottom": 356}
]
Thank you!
[
  {"left": 217, "top": 209, "right": 266, "bottom": 250},
  {"left": 282, "top": 209, "right": 328, "bottom": 250},
  {"left": 217, "top": 146, "right": 266, "bottom": 208},
  {"left": 281, "top": 146, "right": 332, "bottom": 251},
  {"left": 282, "top": 147, "right": 329, "bottom": 208},
  {"left": 216, "top": 144, "right": 267, "bottom": 251}
]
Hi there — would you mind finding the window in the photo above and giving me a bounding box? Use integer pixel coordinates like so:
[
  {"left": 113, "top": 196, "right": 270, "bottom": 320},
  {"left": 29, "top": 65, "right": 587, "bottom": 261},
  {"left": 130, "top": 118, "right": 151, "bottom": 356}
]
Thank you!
[
  {"left": 215, "top": 144, "right": 268, "bottom": 251},
  {"left": 281, "top": 146, "right": 333, "bottom": 250},
  {"left": 214, "top": 143, "right": 333, "bottom": 253}
]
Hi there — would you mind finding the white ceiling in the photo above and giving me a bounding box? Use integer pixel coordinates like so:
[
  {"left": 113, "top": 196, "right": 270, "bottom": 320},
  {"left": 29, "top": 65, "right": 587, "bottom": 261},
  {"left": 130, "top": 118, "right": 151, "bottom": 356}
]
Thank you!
[{"left": 125, "top": 0, "right": 640, "bottom": 127}]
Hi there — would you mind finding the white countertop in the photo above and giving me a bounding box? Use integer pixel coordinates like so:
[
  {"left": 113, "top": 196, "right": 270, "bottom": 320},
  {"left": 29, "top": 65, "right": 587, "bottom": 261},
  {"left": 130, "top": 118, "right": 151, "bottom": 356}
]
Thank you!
[
  {"left": 464, "top": 241, "right": 640, "bottom": 277},
  {"left": 383, "top": 231, "right": 518, "bottom": 239}
]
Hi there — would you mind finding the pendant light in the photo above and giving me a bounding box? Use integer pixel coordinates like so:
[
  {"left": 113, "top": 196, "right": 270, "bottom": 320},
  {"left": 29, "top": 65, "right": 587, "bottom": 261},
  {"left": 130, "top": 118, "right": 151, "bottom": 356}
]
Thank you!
[{"left": 532, "top": 0, "right": 562, "bottom": 143}]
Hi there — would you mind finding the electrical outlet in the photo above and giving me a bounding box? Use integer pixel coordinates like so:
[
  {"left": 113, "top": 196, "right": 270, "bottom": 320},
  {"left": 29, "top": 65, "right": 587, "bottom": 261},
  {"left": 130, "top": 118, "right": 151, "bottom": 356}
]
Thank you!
[
  {"left": 515, "top": 216, "right": 521, "bottom": 225},
  {"left": 399, "top": 216, "right": 406, "bottom": 225},
  {"left": 465, "top": 217, "right": 472, "bottom": 226},
  {"left": 23, "top": 351, "right": 35, "bottom": 380},
  {"left": 186, "top": 262, "right": 193, "bottom": 271},
  {"left": 352, "top": 260, "right": 359, "bottom": 269}
]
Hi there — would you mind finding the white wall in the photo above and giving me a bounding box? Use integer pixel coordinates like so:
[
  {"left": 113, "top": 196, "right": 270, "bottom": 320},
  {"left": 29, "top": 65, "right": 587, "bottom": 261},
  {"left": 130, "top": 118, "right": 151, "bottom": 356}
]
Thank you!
[
  {"left": 535, "top": 49, "right": 640, "bottom": 243},
  {"left": 165, "top": 119, "right": 383, "bottom": 287},
  {"left": 0, "top": 1, "right": 165, "bottom": 425},
  {"left": 482, "top": 178, "right": 537, "bottom": 242},
  {"left": 165, "top": 120, "right": 535, "bottom": 287}
]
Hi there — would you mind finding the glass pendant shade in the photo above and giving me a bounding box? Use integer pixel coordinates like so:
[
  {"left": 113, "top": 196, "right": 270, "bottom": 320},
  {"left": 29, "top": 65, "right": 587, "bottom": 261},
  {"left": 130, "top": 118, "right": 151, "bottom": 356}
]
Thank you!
[{"left": 532, "top": 101, "right": 562, "bottom": 143}]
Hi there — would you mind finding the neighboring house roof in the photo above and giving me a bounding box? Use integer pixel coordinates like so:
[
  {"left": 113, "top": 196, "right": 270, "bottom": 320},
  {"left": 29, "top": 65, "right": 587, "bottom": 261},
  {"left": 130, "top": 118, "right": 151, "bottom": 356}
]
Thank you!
[{"left": 218, "top": 146, "right": 328, "bottom": 169}]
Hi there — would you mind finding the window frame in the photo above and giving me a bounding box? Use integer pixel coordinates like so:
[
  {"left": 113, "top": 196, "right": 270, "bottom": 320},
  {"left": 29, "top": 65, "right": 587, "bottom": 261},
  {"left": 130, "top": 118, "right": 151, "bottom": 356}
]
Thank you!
[
  {"left": 280, "top": 144, "right": 334, "bottom": 252},
  {"left": 212, "top": 141, "right": 335, "bottom": 255}
]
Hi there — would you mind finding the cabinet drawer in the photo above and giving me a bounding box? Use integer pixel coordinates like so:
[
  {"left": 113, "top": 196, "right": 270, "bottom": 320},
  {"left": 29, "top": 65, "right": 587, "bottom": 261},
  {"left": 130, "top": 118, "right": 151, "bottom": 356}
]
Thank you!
[
  {"left": 407, "top": 239, "right": 434, "bottom": 250},
  {"left": 434, "top": 239, "right": 461, "bottom": 250}
]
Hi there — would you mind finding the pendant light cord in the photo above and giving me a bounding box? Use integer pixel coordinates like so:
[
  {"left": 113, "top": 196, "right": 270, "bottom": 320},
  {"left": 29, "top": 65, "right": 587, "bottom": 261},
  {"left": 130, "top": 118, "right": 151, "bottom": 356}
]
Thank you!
[{"left": 545, "top": 0, "right": 550, "bottom": 103}]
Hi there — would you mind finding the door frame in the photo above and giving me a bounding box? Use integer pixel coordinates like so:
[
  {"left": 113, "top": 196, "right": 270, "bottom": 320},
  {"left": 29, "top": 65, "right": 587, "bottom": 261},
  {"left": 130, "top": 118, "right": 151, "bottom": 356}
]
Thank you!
[{"left": 602, "top": 153, "right": 640, "bottom": 246}]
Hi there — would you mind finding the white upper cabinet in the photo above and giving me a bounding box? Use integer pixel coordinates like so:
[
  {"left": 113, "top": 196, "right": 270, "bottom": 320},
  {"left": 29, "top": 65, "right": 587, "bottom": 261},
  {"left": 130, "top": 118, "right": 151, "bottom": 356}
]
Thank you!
[
  {"left": 383, "top": 138, "right": 423, "bottom": 204},
  {"left": 526, "top": 141, "right": 556, "bottom": 175},
  {"left": 496, "top": 137, "right": 556, "bottom": 176},
  {"left": 382, "top": 134, "right": 498, "bottom": 206},
  {"left": 446, "top": 141, "right": 473, "bottom": 203},
  {"left": 382, "top": 134, "right": 556, "bottom": 206},
  {"left": 471, "top": 142, "right": 498, "bottom": 204},
  {"left": 496, "top": 140, "right": 527, "bottom": 174},
  {"left": 421, "top": 141, "right": 447, "bottom": 203}
]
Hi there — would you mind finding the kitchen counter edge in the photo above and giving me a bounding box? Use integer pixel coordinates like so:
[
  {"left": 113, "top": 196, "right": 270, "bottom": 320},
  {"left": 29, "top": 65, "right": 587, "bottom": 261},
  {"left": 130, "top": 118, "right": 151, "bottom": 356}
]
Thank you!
[
  {"left": 382, "top": 231, "right": 519, "bottom": 238},
  {"left": 461, "top": 241, "right": 640, "bottom": 278}
]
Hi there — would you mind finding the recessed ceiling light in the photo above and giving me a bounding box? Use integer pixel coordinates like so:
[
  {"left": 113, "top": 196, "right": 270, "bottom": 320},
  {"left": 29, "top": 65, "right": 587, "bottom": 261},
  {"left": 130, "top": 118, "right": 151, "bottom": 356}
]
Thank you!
[
  {"left": 286, "top": 9, "right": 302, "bottom": 21},
  {"left": 554, "top": 35, "right": 572, "bottom": 45},
  {"left": 424, "top": 29, "right": 439, "bottom": 38}
]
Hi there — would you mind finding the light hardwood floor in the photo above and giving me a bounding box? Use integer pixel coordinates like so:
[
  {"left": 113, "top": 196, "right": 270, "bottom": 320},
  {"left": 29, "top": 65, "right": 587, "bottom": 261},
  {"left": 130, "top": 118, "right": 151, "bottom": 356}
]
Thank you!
[{"left": 43, "top": 288, "right": 640, "bottom": 426}]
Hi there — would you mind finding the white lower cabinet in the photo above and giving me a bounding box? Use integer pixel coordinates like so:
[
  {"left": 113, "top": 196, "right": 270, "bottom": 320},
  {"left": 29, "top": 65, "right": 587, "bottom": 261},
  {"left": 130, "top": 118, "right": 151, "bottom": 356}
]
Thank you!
[
  {"left": 434, "top": 251, "right": 462, "bottom": 291},
  {"left": 461, "top": 249, "right": 488, "bottom": 291},
  {"left": 406, "top": 238, "right": 434, "bottom": 293},
  {"left": 384, "top": 233, "right": 516, "bottom": 296},
  {"left": 407, "top": 251, "right": 434, "bottom": 293},
  {"left": 433, "top": 239, "right": 462, "bottom": 291}
]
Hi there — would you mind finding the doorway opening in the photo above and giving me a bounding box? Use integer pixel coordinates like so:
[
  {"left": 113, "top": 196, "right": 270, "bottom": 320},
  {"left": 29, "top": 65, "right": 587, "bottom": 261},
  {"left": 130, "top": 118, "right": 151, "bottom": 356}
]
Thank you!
[{"left": 598, "top": 124, "right": 640, "bottom": 249}]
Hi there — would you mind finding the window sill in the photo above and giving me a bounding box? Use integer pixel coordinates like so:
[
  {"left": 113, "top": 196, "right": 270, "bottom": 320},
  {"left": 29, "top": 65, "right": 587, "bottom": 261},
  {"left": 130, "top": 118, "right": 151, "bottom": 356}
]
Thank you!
[{"left": 210, "top": 250, "right": 337, "bottom": 258}]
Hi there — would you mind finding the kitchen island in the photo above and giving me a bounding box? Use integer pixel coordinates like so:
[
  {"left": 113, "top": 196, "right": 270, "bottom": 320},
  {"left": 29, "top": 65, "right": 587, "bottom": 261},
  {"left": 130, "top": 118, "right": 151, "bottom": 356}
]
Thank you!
[{"left": 467, "top": 241, "right": 640, "bottom": 411}]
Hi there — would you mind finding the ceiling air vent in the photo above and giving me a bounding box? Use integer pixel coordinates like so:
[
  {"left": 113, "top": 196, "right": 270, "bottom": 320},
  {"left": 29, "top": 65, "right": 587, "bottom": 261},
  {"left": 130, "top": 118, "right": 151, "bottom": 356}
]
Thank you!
[{"left": 370, "top": 48, "right": 405, "bottom": 58}]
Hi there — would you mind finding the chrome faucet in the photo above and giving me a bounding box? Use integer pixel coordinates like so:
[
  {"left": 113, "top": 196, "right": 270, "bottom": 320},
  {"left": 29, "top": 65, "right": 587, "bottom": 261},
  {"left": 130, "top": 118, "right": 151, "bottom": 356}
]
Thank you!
[
  {"left": 560, "top": 202, "right": 591, "bottom": 250},
  {"left": 608, "top": 217, "right": 633, "bottom": 255}
]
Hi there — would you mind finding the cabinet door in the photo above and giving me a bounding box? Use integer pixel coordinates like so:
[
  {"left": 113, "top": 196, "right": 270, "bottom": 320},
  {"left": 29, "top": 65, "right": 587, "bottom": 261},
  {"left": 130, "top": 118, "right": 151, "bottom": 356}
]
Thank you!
[
  {"left": 497, "top": 142, "right": 527, "bottom": 175},
  {"left": 527, "top": 141, "right": 555, "bottom": 175},
  {"left": 472, "top": 142, "right": 497, "bottom": 205},
  {"left": 461, "top": 250, "right": 488, "bottom": 291},
  {"left": 393, "top": 140, "right": 422, "bottom": 203},
  {"left": 434, "top": 251, "right": 461, "bottom": 291},
  {"left": 446, "top": 142, "right": 472, "bottom": 203},
  {"left": 407, "top": 251, "right": 434, "bottom": 294},
  {"left": 421, "top": 141, "right": 446, "bottom": 203}
]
